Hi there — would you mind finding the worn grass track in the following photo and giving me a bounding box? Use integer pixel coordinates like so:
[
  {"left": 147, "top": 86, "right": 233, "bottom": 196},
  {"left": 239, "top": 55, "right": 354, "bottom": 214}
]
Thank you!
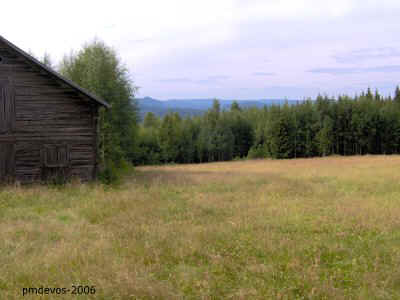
[{"left": 1, "top": 156, "right": 400, "bottom": 299}]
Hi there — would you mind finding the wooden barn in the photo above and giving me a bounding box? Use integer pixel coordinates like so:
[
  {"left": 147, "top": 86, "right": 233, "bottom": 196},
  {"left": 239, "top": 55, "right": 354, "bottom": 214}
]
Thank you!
[{"left": 0, "top": 35, "right": 110, "bottom": 183}]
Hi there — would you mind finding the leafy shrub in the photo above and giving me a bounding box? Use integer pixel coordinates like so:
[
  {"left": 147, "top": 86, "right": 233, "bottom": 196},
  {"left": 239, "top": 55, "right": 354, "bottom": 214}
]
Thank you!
[
  {"left": 98, "top": 160, "right": 130, "bottom": 185},
  {"left": 247, "top": 145, "right": 268, "bottom": 159}
]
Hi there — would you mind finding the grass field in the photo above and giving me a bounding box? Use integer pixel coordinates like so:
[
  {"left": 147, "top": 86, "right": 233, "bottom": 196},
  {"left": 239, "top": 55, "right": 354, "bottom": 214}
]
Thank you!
[{"left": 1, "top": 156, "right": 400, "bottom": 299}]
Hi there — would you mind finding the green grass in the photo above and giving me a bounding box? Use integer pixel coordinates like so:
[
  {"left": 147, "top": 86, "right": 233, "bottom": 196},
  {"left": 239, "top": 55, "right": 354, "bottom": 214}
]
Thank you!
[{"left": 1, "top": 156, "right": 400, "bottom": 299}]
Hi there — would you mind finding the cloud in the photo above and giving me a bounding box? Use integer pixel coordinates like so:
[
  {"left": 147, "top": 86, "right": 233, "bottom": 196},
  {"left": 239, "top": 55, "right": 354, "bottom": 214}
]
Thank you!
[
  {"left": 370, "top": 66, "right": 400, "bottom": 72},
  {"left": 158, "top": 78, "right": 193, "bottom": 83},
  {"left": 104, "top": 24, "right": 116, "bottom": 30},
  {"left": 208, "top": 75, "right": 230, "bottom": 80},
  {"left": 308, "top": 65, "right": 400, "bottom": 75},
  {"left": 158, "top": 76, "right": 230, "bottom": 85},
  {"left": 234, "top": 0, "right": 356, "bottom": 21},
  {"left": 333, "top": 47, "right": 400, "bottom": 63},
  {"left": 129, "top": 39, "right": 153, "bottom": 44},
  {"left": 309, "top": 67, "right": 361, "bottom": 75},
  {"left": 252, "top": 72, "right": 276, "bottom": 76}
]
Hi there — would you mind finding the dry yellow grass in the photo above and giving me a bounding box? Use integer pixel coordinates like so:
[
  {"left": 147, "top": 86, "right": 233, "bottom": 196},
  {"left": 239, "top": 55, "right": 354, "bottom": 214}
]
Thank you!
[{"left": 1, "top": 156, "right": 400, "bottom": 299}]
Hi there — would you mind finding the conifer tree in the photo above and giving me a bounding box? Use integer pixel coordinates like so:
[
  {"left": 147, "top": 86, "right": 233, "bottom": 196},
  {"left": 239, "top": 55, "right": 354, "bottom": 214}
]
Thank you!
[{"left": 394, "top": 86, "right": 400, "bottom": 104}]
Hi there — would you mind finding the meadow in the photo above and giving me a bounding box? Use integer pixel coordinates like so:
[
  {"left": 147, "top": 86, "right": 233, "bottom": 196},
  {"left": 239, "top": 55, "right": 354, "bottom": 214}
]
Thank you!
[{"left": 1, "top": 156, "right": 400, "bottom": 299}]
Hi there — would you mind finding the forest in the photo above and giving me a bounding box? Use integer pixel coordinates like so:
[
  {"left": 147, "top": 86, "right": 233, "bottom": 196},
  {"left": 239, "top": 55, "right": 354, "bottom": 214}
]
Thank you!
[{"left": 133, "top": 87, "right": 400, "bottom": 165}]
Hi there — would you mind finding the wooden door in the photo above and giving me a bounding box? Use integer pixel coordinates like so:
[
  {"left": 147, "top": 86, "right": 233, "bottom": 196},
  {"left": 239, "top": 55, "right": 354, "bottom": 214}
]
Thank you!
[
  {"left": 0, "top": 143, "right": 14, "bottom": 181},
  {"left": 0, "top": 80, "right": 15, "bottom": 181},
  {"left": 0, "top": 79, "right": 15, "bottom": 133}
]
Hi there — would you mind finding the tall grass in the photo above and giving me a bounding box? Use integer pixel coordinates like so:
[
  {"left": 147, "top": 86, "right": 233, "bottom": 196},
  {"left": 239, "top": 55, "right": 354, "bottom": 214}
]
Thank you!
[{"left": 1, "top": 156, "right": 400, "bottom": 299}]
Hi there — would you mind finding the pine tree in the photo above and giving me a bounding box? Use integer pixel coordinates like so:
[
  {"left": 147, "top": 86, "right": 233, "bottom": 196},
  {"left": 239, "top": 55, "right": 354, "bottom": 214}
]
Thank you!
[
  {"left": 374, "top": 89, "right": 381, "bottom": 101},
  {"left": 230, "top": 101, "right": 241, "bottom": 112},
  {"left": 394, "top": 86, "right": 400, "bottom": 104},
  {"left": 316, "top": 116, "right": 333, "bottom": 156},
  {"left": 159, "top": 113, "right": 182, "bottom": 162},
  {"left": 366, "top": 87, "right": 373, "bottom": 100},
  {"left": 143, "top": 112, "right": 160, "bottom": 128}
]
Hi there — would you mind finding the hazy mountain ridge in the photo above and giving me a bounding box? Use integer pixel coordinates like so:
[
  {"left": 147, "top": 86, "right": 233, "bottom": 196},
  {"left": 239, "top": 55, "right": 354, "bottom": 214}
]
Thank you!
[{"left": 137, "top": 97, "right": 300, "bottom": 118}]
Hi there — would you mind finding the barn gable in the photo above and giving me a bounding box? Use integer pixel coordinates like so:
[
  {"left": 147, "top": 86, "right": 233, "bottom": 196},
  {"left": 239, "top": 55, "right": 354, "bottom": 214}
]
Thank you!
[
  {"left": 0, "top": 35, "right": 110, "bottom": 108},
  {"left": 0, "top": 35, "right": 110, "bottom": 183}
]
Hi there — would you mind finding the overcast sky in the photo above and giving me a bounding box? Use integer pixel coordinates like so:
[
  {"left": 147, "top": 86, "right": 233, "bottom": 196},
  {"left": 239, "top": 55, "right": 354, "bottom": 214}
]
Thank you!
[{"left": 2, "top": 0, "right": 400, "bottom": 100}]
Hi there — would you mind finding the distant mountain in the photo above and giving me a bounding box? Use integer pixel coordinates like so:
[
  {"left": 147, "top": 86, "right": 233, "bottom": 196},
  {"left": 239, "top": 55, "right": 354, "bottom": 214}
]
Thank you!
[{"left": 136, "top": 97, "right": 301, "bottom": 119}]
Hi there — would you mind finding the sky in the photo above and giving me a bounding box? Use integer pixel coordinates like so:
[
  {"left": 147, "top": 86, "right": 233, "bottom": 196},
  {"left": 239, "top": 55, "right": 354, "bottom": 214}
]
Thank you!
[{"left": 2, "top": 0, "right": 400, "bottom": 100}]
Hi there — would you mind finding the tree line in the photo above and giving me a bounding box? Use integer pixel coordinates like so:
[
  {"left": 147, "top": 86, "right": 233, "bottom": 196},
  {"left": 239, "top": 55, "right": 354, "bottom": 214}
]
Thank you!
[{"left": 133, "top": 87, "right": 400, "bottom": 165}]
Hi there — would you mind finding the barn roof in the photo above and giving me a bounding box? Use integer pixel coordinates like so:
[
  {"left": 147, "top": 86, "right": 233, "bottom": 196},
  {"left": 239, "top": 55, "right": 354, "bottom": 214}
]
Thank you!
[{"left": 0, "top": 35, "right": 111, "bottom": 108}]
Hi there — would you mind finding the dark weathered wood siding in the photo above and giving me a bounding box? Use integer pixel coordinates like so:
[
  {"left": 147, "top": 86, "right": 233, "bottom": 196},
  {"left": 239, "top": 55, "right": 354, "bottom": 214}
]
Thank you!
[{"left": 0, "top": 39, "right": 100, "bottom": 183}]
